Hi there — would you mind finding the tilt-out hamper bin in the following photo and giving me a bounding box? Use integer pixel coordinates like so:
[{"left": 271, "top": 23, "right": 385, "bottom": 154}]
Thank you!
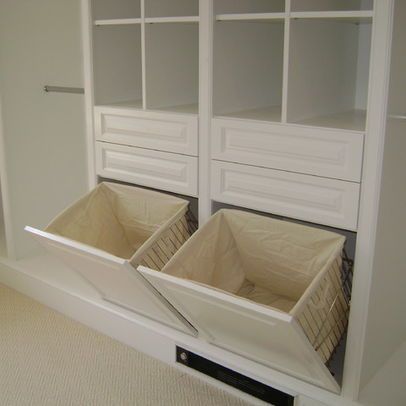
[
  {"left": 26, "top": 182, "right": 197, "bottom": 333},
  {"left": 137, "top": 209, "right": 352, "bottom": 392}
]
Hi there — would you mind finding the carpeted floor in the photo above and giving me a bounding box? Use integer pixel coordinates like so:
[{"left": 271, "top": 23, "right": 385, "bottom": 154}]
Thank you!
[{"left": 0, "top": 283, "right": 253, "bottom": 406}]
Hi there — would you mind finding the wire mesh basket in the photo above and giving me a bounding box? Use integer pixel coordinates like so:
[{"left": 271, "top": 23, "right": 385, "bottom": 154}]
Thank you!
[
  {"left": 297, "top": 251, "right": 354, "bottom": 364},
  {"left": 135, "top": 209, "right": 198, "bottom": 270}
]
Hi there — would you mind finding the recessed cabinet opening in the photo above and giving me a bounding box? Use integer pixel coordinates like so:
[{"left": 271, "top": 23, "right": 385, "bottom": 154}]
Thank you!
[
  {"left": 145, "top": 23, "right": 199, "bottom": 113},
  {"left": 214, "top": 0, "right": 285, "bottom": 15},
  {"left": 145, "top": 0, "right": 198, "bottom": 18},
  {"left": 291, "top": 0, "right": 374, "bottom": 12},
  {"left": 97, "top": 177, "right": 199, "bottom": 221},
  {"left": 93, "top": 24, "right": 143, "bottom": 107},
  {"left": 287, "top": 18, "right": 372, "bottom": 130},
  {"left": 213, "top": 20, "right": 284, "bottom": 122},
  {"left": 92, "top": 0, "right": 141, "bottom": 21},
  {"left": 209, "top": 200, "right": 356, "bottom": 386}
]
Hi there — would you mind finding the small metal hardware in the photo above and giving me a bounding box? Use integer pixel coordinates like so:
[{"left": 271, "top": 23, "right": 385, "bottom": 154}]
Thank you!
[{"left": 43, "top": 85, "right": 84, "bottom": 94}]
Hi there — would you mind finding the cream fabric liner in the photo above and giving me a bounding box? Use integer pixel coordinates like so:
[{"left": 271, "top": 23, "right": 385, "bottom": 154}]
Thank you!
[
  {"left": 46, "top": 182, "right": 188, "bottom": 260},
  {"left": 162, "top": 210, "right": 345, "bottom": 313}
]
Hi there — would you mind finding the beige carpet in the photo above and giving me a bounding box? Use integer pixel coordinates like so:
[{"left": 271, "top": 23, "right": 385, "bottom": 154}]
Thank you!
[{"left": 0, "top": 283, "right": 253, "bottom": 406}]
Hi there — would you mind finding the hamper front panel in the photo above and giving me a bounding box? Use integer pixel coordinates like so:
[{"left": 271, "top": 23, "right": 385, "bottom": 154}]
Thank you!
[
  {"left": 138, "top": 266, "right": 339, "bottom": 392},
  {"left": 95, "top": 107, "right": 198, "bottom": 156},
  {"left": 25, "top": 227, "right": 196, "bottom": 335}
]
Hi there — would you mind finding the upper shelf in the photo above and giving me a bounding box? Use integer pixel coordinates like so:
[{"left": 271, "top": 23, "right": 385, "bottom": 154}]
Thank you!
[
  {"left": 94, "top": 17, "right": 199, "bottom": 26},
  {"left": 215, "top": 10, "right": 373, "bottom": 23},
  {"left": 145, "top": 16, "right": 199, "bottom": 24},
  {"left": 290, "top": 10, "right": 373, "bottom": 21},
  {"left": 94, "top": 18, "right": 141, "bottom": 26},
  {"left": 216, "top": 13, "right": 286, "bottom": 22}
]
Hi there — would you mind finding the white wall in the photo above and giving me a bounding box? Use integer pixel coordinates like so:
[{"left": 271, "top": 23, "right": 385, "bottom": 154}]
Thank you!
[
  {"left": 0, "top": 0, "right": 88, "bottom": 258},
  {"left": 358, "top": 2, "right": 406, "bottom": 404},
  {"left": 359, "top": 340, "right": 406, "bottom": 406}
]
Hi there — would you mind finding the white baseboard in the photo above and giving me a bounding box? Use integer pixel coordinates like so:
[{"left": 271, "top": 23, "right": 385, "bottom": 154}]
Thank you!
[{"left": 0, "top": 254, "right": 360, "bottom": 406}]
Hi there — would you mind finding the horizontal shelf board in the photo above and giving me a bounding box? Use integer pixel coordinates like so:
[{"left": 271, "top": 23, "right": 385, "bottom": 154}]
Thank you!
[
  {"left": 148, "top": 103, "right": 199, "bottom": 115},
  {"left": 215, "top": 105, "right": 282, "bottom": 123},
  {"left": 95, "top": 101, "right": 199, "bottom": 116},
  {"left": 216, "top": 13, "right": 286, "bottom": 22},
  {"left": 291, "top": 109, "right": 366, "bottom": 132},
  {"left": 388, "top": 114, "right": 406, "bottom": 120},
  {"left": 145, "top": 16, "right": 199, "bottom": 24},
  {"left": 290, "top": 10, "right": 373, "bottom": 21},
  {"left": 96, "top": 99, "right": 144, "bottom": 109},
  {"left": 94, "top": 18, "right": 142, "bottom": 26}
]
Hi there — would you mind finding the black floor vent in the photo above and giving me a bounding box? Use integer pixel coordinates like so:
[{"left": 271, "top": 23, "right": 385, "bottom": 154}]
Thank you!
[{"left": 176, "top": 347, "right": 295, "bottom": 406}]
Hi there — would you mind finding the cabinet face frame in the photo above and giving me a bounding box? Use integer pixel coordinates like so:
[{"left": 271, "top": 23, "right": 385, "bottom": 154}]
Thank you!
[{"left": 80, "top": 0, "right": 397, "bottom": 403}]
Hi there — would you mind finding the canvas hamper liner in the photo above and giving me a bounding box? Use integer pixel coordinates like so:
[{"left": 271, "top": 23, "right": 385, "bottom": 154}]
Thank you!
[
  {"left": 160, "top": 209, "right": 351, "bottom": 365},
  {"left": 26, "top": 182, "right": 197, "bottom": 314}
]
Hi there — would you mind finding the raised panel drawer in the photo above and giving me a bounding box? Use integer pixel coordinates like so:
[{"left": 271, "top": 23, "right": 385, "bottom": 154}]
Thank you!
[
  {"left": 95, "top": 107, "right": 198, "bottom": 156},
  {"left": 212, "top": 118, "right": 364, "bottom": 182},
  {"left": 96, "top": 142, "right": 198, "bottom": 197},
  {"left": 211, "top": 160, "right": 360, "bottom": 230}
]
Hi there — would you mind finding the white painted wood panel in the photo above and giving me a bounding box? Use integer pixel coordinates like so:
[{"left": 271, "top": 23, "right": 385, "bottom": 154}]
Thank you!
[
  {"left": 96, "top": 142, "right": 198, "bottom": 197},
  {"left": 0, "top": 0, "right": 88, "bottom": 259},
  {"left": 95, "top": 107, "right": 198, "bottom": 155},
  {"left": 211, "top": 161, "right": 360, "bottom": 230},
  {"left": 212, "top": 118, "right": 364, "bottom": 182},
  {"left": 25, "top": 226, "right": 195, "bottom": 336},
  {"left": 138, "top": 266, "right": 339, "bottom": 393}
]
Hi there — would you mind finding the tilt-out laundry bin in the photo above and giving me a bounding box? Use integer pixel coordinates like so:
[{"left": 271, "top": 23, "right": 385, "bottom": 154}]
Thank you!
[
  {"left": 26, "top": 182, "right": 198, "bottom": 334},
  {"left": 137, "top": 209, "right": 352, "bottom": 392}
]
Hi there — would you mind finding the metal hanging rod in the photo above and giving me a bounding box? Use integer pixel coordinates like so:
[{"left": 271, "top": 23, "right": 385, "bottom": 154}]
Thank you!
[{"left": 43, "top": 85, "right": 84, "bottom": 94}]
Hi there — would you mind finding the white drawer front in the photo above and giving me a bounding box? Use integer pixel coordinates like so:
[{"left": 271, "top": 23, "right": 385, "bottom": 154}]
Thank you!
[
  {"left": 96, "top": 142, "right": 198, "bottom": 197},
  {"left": 212, "top": 160, "right": 360, "bottom": 230},
  {"left": 95, "top": 107, "right": 198, "bottom": 156},
  {"left": 212, "top": 118, "right": 364, "bottom": 182}
]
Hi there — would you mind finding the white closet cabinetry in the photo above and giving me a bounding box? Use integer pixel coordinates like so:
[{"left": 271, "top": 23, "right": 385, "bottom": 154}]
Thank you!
[
  {"left": 90, "top": 0, "right": 199, "bottom": 197},
  {"left": 211, "top": 0, "right": 372, "bottom": 231},
  {"left": 81, "top": 0, "right": 399, "bottom": 404}
]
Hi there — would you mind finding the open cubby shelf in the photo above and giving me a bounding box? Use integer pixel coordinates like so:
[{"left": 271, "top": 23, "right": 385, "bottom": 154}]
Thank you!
[
  {"left": 290, "top": 0, "right": 374, "bottom": 12},
  {"left": 92, "top": 0, "right": 141, "bottom": 20},
  {"left": 213, "top": 20, "right": 284, "bottom": 122},
  {"left": 215, "top": 106, "right": 282, "bottom": 123},
  {"left": 293, "top": 109, "right": 367, "bottom": 132},
  {"left": 91, "top": 0, "right": 373, "bottom": 130},
  {"left": 214, "top": 0, "right": 285, "bottom": 15},
  {"left": 145, "top": 0, "right": 198, "bottom": 18},
  {"left": 287, "top": 18, "right": 371, "bottom": 131},
  {"left": 145, "top": 22, "right": 199, "bottom": 111},
  {"left": 92, "top": 24, "right": 143, "bottom": 106}
]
